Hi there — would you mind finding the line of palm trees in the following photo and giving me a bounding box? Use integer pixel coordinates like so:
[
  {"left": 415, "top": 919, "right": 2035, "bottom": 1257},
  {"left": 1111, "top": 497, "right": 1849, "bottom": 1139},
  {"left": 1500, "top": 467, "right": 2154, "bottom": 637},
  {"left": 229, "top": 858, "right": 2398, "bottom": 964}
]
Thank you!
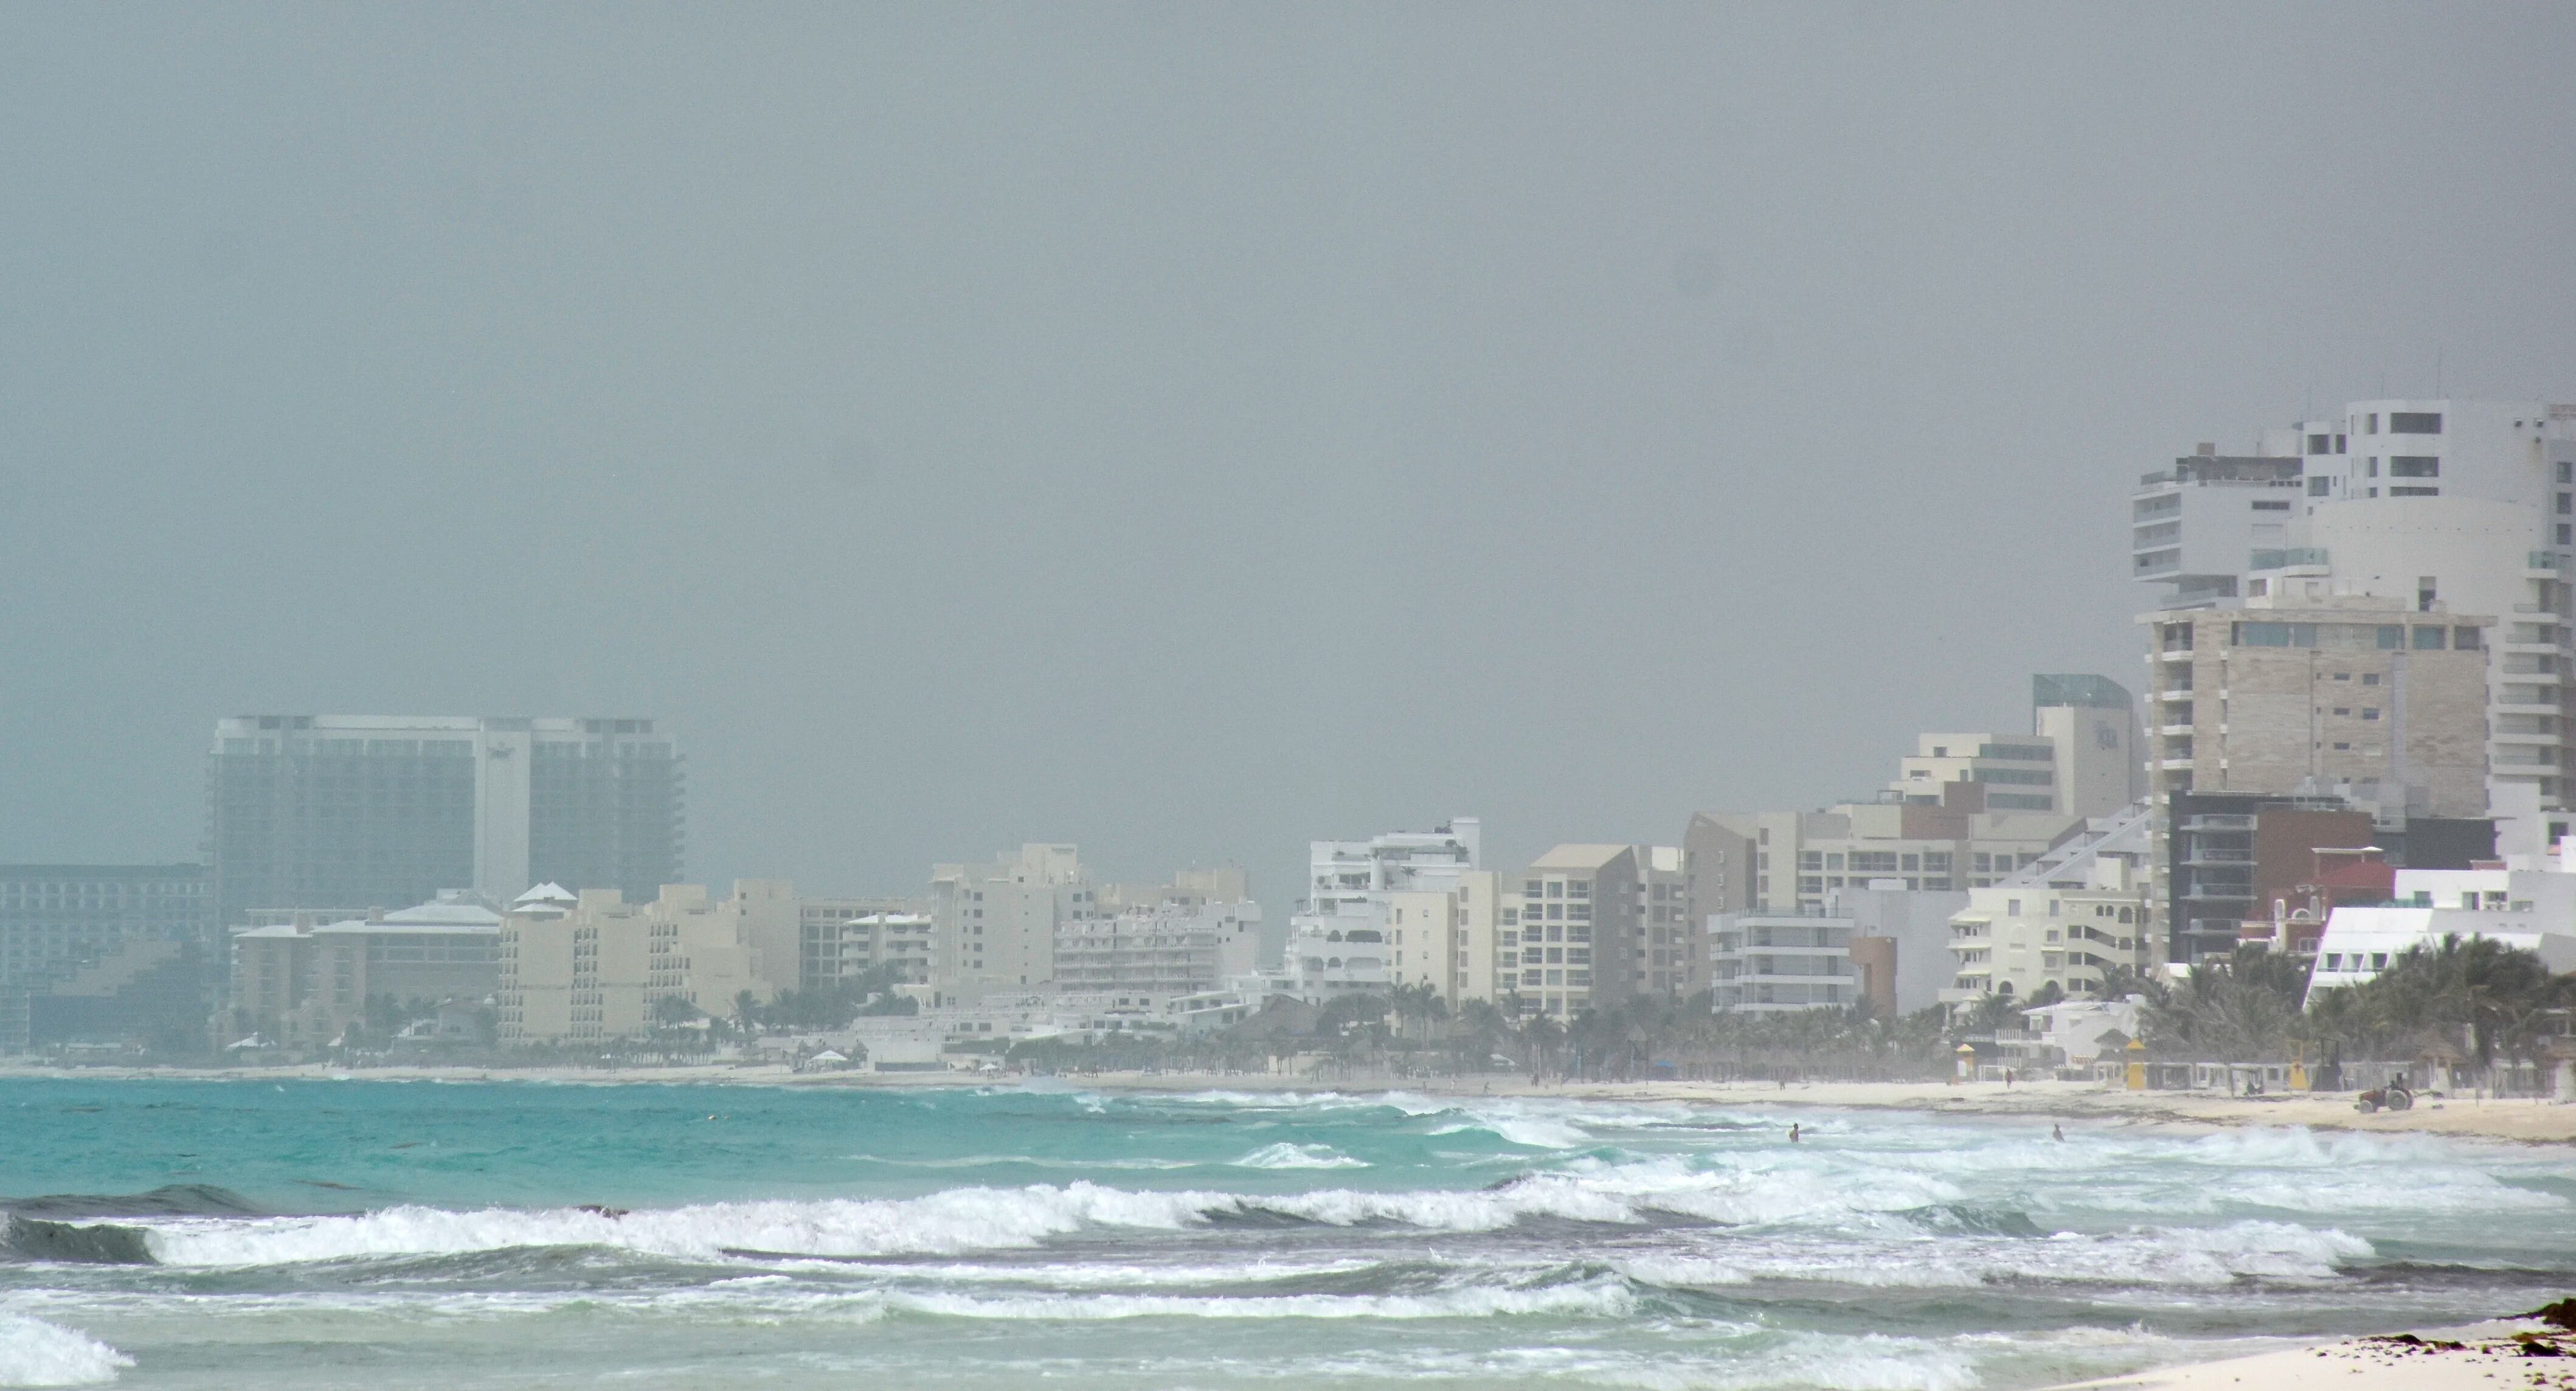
[
  {"left": 2136, "top": 937, "right": 2576, "bottom": 1084},
  {"left": 1236, "top": 985, "right": 1966, "bottom": 1081}
]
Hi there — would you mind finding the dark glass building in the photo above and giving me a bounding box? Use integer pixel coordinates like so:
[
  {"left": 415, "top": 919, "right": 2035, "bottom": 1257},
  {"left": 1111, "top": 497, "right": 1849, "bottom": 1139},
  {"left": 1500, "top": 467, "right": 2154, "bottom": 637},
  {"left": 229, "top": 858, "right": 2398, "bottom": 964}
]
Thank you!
[{"left": 207, "top": 716, "right": 682, "bottom": 927}]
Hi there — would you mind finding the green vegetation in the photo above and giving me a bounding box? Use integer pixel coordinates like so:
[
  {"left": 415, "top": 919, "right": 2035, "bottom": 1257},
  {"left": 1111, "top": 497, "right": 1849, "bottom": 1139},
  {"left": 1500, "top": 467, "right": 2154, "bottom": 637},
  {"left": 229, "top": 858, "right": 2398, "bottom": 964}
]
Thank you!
[
  {"left": 1010, "top": 989, "right": 1973, "bottom": 1082},
  {"left": 733, "top": 965, "right": 919, "bottom": 1033},
  {"left": 2113, "top": 938, "right": 2575, "bottom": 1086}
]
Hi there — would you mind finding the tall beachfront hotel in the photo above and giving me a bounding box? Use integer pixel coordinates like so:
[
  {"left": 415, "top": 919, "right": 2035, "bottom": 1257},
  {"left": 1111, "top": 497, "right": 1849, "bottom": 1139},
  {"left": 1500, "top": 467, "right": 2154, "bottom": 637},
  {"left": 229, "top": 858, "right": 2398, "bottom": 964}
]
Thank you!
[{"left": 206, "top": 715, "right": 683, "bottom": 924}]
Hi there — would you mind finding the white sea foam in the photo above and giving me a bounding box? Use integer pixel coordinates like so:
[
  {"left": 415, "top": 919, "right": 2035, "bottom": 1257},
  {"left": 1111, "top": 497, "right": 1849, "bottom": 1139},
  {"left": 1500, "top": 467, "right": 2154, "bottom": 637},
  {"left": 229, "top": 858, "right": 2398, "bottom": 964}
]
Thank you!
[
  {"left": 0, "top": 1315, "right": 131, "bottom": 1389},
  {"left": 1168, "top": 1087, "right": 1621, "bottom": 1150},
  {"left": 794, "top": 1256, "right": 1390, "bottom": 1289},
  {"left": 878, "top": 1275, "right": 1633, "bottom": 1322},
  {"left": 1431, "top": 1112, "right": 1595, "bottom": 1150},
  {"left": 1230, "top": 1331, "right": 1978, "bottom": 1391},
  {"left": 844, "top": 1153, "right": 1202, "bottom": 1171},
  {"left": 1231, "top": 1143, "right": 1369, "bottom": 1170},
  {"left": 141, "top": 1154, "right": 1832, "bottom": 1268},
  {"left": 141, "top": 1184, "right": 1222, "bottom": 1266},
  {"left": 1621, "top": 1219, "right": 2372, "bottom": 1291},
  {"left": 126, "top": 1150, "right": 2202, "bottom": 1270}
]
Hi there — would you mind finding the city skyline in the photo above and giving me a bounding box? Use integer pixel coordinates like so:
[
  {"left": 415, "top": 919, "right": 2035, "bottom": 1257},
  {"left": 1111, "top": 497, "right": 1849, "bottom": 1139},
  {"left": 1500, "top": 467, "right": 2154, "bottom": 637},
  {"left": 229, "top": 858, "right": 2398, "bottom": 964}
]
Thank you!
[{"left": 10, "top": 12, "right": 2576, "bottom": 1389}]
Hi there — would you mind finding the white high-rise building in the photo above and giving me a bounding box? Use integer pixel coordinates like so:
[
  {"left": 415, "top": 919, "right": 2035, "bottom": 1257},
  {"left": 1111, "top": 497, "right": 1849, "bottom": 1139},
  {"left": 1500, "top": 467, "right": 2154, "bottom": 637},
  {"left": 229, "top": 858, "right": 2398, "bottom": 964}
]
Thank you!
[
  {"left": 2133, "top": 400, "right": 2576, "bottom": 811},
  {"left": 1053, "top": 899, "right": 1262, "bottom": 1008},
  {"left": 1280, "top": 819, "right": 1480, "bottom": 1004}
]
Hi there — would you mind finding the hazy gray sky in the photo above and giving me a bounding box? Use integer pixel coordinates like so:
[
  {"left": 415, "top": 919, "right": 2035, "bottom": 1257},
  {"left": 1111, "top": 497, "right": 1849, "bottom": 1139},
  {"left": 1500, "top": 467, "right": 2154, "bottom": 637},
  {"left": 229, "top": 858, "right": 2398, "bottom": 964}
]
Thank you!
[{"left": 5, "top": 3, "right": 2575, "bottom": 901}]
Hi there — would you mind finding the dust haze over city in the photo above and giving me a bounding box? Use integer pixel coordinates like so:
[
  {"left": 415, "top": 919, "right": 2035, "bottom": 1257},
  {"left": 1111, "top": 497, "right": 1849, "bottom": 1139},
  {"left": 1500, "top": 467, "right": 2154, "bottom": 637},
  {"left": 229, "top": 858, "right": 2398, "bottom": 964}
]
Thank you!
[
  {"left": 3, "top": 4, "right": 2567, "bottom": 902},
  {"left": 13, "top": 7, "right": 2576, "bottom": 1391}
]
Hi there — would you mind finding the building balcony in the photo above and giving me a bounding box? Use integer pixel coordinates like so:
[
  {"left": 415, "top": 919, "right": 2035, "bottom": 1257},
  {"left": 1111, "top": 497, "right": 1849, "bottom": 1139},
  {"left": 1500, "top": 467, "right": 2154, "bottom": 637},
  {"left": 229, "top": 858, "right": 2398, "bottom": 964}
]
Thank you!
[
  {"left": 2181, "top": 814, "right": 2255, "bottom": 831},
  {"left": 2181, "top": 850, "right": 2254, "bottom": 867},
  {"left": 2157, "top": 757, "right": 2197, "bottom": 771},
  {"left": 2249, "top": 547, "right": 2330, "bottom": 571},
  {"left": 2533, "top": 552, "right": 2566, "bottom": 571},
  {"left": 2158, "top": 723, "right": 2195, "bottom": 737}
]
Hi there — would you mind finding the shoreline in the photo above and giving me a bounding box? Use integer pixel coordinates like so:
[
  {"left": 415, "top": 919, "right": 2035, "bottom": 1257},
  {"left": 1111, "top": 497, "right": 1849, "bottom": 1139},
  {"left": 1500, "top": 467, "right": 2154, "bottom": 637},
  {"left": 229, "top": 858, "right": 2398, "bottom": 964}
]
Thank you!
[
  {"left": 9, "top": 1065, "right": 2570, "bottom": 1390},
  {"left": 2049, "top": 1319, "right": 2576, "bottom": 1390},
  {"left": 6, "top": 1063, "right": 2574, "bottom": 1141}
]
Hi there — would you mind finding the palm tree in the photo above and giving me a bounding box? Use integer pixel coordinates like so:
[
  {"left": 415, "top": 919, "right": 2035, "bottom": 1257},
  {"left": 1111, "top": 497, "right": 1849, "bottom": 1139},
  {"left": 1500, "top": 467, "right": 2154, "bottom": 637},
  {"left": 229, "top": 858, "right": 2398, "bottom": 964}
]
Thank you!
[
  {"left": 1456, "top": 999, "right": 1509, "bottom": 1071},
  {"left": 1520, "top": 1013, "right": 1565, "bottom": 1079},
  {"left": 2142, "top": 959, "right": 2296, "bottom": 1061}
]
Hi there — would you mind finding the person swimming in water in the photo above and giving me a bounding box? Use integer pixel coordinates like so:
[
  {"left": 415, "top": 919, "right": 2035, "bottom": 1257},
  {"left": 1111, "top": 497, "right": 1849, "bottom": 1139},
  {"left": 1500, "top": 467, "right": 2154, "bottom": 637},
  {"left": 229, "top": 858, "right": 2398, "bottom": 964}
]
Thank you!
[
  {"left": 2052, "top": 1123, "right": 2065, "bottom": 1142},
  {"left": 1788, "top": 1123, "right": 1801, "bottom": 1143}
]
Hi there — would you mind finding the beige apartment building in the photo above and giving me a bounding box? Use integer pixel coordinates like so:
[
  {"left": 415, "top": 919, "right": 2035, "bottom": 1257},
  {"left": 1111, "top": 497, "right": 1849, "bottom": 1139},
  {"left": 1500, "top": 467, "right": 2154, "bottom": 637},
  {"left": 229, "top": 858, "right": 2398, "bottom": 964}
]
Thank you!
[
  {"left": 1491, "top": 845, "right": 1686, "bottom": 1017},
  {"left": 497, "top": 883, "right": 767, "bottom": 1045},
  {"left": 1885, "top": 676, "right": 2142, "bottom": 819},
  {"left": 225, "top": 895, "right": 501, "bottom": 1046},
  {"left": 1685, "top": 675, "right": 2134, "bottom": 930},
  {"left": 929, "top": 844, "right": 1092, "bottom": 1004},
  {"left": 2139, "top": 588, "right": 2495, "bottom": 817},
  {"left": 1096, "top": 866, "right": 1250, "bottom": 914},
  {"left": 1383, "top": 871, "right": 1511, "bottom": 1010},
  {"left": 1688, "top": 799, "right": 2079, "bottom": 917}
]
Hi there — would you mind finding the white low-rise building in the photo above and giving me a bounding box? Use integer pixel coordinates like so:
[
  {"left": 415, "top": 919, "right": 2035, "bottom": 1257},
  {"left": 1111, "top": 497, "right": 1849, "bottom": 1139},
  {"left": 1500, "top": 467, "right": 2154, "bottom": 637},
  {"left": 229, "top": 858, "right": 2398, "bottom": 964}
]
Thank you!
[
  {"left": 1943, "top": 803, "right": 2155, "bottom": 1010},
  {"left": 1709, "top": 909, "right": 1856, "bottom": 1013},
  {"left": 2017, "top": 997, "right": 2144, "bottom": 1067},
  {"left": 2307, "top": 844, "right": 2576, "bottom": 1003},
  {"left": 1053, "top": 900, "right": 1261, "bottom": 1007}
]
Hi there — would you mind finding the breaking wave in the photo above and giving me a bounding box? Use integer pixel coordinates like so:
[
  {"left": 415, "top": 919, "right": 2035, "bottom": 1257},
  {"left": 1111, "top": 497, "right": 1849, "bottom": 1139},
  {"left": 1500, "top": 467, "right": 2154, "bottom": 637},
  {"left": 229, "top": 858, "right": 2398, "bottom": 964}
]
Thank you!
[
  {"left": 877, "top": 1275, "right": 1633, "bottom": 1322},
  {"left": 1231, "top": 1143, "right": 1369, "bottom": 1170},
  {"left": 1622, "top": 1219, "right": 2373, "bottom": 1290},
  {"left": 129, "top": 1156, "right": 1982, "bottom": 1268},
  {"left": 0, "top": 1314, "right": 131, "bottom": 1389}
]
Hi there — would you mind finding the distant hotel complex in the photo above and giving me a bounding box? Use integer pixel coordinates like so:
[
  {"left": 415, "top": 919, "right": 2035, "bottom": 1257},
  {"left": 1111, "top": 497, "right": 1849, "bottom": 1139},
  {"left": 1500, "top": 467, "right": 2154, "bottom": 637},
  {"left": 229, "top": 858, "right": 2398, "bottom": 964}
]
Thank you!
[
  {"left": 9, "top": 398, "right": 2576, "bottom": 1061},
  {"left": 206, "top": 715, "right": 684, "bottom": 923}
]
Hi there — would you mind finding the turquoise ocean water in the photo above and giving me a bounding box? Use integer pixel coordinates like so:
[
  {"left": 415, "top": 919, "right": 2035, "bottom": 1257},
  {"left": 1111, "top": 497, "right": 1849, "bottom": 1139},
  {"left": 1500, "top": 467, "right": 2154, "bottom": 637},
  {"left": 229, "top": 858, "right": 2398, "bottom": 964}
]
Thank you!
[{"left": 4, "top": 1078, "right": 2573, "bottom": 1389}]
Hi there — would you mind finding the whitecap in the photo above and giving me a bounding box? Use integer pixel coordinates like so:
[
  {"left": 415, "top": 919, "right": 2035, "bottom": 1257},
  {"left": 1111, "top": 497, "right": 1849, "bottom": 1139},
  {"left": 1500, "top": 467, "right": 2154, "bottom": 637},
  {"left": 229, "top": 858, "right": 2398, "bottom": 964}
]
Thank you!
[
  {"left": 1622, "top": 1219, "right": 2372, "bottom": 1291},
  {"left": 1231, "top": 1143, "right": 1368, "bottom": 1170},
  {"left": 879, "top": 1275, "right": 1634, "bottom": 1322},
  {"left": 0, "top": 1314, "right": 133, "bottom": 1389},
  {"left": 140, "top": 1183, "right": 1228, "bottom": 1266}
]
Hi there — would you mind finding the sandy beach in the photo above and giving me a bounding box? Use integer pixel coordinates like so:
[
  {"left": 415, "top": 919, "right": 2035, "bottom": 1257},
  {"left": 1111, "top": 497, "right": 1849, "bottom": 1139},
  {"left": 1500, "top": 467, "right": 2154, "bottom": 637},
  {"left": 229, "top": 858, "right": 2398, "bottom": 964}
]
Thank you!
[
  {"left": 7, "top": 1062, "right": 2576, "bottom": 1142},
  {"left": 2054, "top": 1319, "right": 2576, "bottom": 1390}
]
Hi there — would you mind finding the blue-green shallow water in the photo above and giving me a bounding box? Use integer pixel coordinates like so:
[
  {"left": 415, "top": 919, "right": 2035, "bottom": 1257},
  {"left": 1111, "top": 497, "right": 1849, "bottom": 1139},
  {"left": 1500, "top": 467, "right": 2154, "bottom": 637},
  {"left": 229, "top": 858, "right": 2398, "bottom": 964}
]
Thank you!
[{"left": 3, "top": 1078, "right": 2572, "bottom": 1390}]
